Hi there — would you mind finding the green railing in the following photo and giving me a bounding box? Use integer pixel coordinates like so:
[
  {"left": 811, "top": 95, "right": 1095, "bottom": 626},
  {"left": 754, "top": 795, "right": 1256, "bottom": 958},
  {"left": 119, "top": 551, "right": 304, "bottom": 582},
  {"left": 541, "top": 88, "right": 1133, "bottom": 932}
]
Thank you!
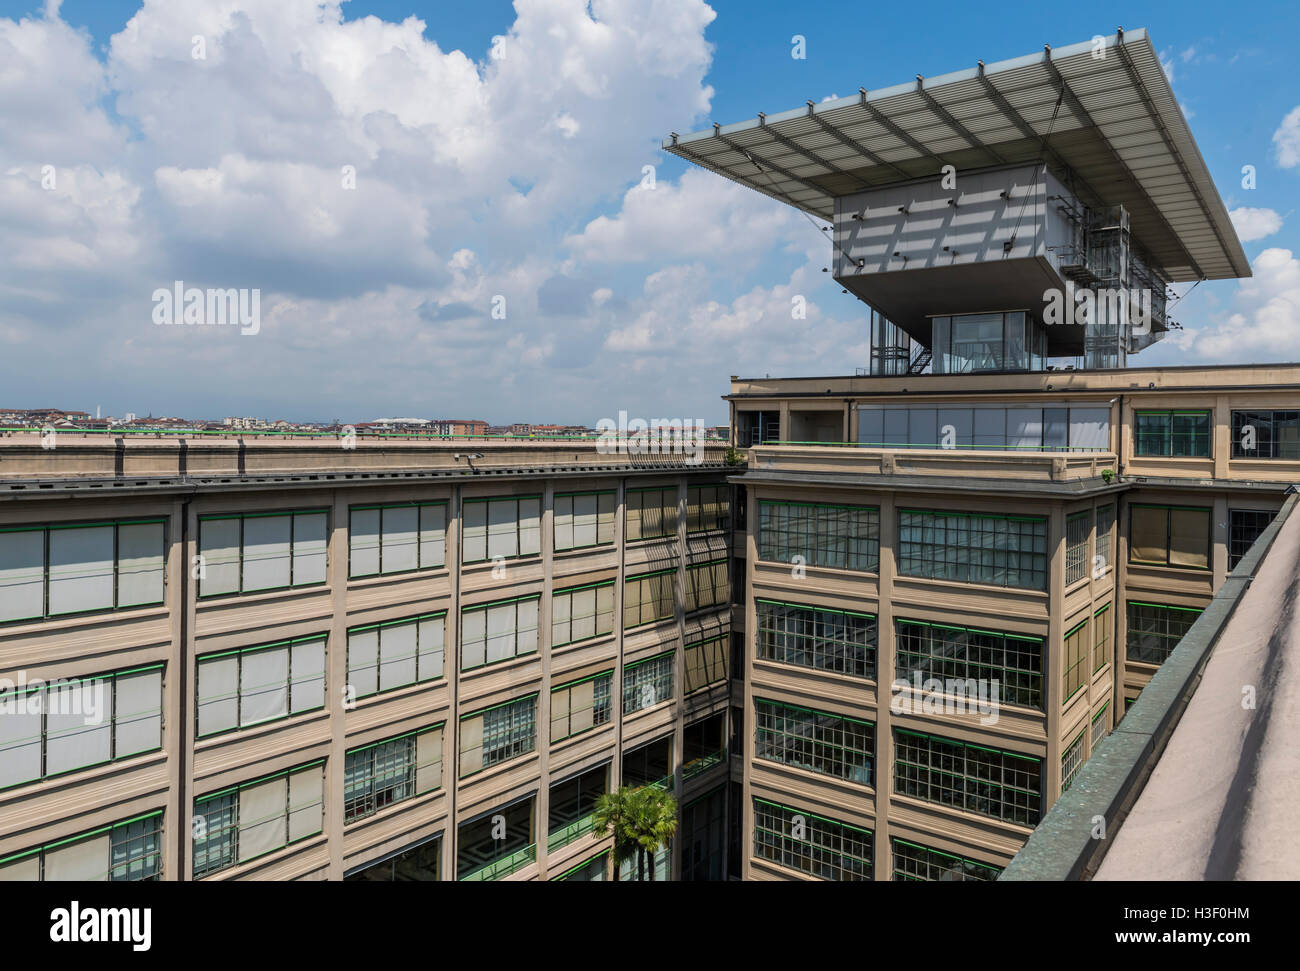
[
  {"left": 682, "top": 748, "right": 727, "bottom": 782},
  {"left": 459, "top": 843, "right": 536, "bottom": 882},
  {"left": 645, "top": 772, "right": 674, "bottom": 792},
  {"left": 547, "top": 813, "right": 597, "bottom": 852}
]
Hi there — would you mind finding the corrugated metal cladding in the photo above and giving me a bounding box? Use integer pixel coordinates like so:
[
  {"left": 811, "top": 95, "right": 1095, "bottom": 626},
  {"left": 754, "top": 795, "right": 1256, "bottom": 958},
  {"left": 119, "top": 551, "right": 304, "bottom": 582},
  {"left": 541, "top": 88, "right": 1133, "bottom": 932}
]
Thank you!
[{"left": 664, "top": 28, "right": 1249, "bottom": 284}]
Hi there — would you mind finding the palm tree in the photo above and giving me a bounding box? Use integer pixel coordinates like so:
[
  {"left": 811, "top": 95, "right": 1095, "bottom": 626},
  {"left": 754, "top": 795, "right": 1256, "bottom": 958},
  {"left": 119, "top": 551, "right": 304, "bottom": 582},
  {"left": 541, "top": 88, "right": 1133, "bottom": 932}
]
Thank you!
[
  {"left": 593, "top": 785, "right": 678, "bottom": 881},
  {"left": 592, "top": 786, "right": 639, "bottom": 882},
  {"left": 631, "top": 785, "right": 678, "bottom": 881}
]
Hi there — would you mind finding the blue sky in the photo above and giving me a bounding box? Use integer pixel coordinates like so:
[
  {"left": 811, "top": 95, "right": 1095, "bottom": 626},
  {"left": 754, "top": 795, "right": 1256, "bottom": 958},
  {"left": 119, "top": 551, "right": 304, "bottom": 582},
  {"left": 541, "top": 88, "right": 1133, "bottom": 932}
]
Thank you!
[{"left": 1, "top": 0, "right": 1297, "bottom": 424}]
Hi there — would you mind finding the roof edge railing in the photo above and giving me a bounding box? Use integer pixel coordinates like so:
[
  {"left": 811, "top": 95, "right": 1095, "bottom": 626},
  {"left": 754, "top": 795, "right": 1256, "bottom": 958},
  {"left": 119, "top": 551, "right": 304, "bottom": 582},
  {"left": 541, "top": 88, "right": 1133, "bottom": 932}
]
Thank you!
[{"left": 999, "top": 487, "right": 1300, "bottom": 881}]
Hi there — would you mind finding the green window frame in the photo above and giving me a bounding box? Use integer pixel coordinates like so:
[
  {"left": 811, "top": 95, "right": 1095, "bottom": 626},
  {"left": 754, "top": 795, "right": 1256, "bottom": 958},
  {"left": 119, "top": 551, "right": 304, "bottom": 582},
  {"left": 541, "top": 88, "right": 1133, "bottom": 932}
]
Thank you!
[
  {"left": 551, "top": 579, "right": 615, "bottom": 648},
  {"left": 891, "top": 838, "right": 1001, "bottom": 882},
  {"left": 625, "top": 486, "right": 679, "bottom": 541},
  {"left": 547, "top": 764, "right": 608, "bottom": 851},
  {"left": 193, "top": 760, "right": 325, "bottom": 877},
  {"left": 197, "top": 509, "right": 327, "bottom": 597},
  {"left": 898, "top": 509, "right": 1047, "bottom": 590},
  {"left": 623, "top": 567, "right": 676, "bottom": 629},
  {"left": 458, "top": 694, "right": 538, "bottom": 778},
  {"left": 756, "top": 599, "right": 876, "bottom": 680},
  {"left": 195, "top": 635, "right": 326, "bottom": 738},
  {"left": 460, "top": 495, "right": 541, "bottom": 564},
  {"left": 1093, "top": 604, "right": 1111, "bottom": 673},
  {"left": 758, "top": 500, "right": 880, "bottom": 572},
  {"left": 344, "top": 724, "right": 444, "bottom": 822},
  {"left": 0, "top": 810, "right": 164, "bottom": 882},
  {"left": 0, "top": 662, "right": 165, "bottom": 791},
  {"left": 754, "top": 698, "right": 874, "bottom": 786},
  {"left": 1091, "top": 701, "right": 1110, "bottom": 748},
  {"left": 460, "top": 594, "right": 540, "bottom": 670},
  {"left": 1126, "top": 601, "right": 1204, "bottom": 666},
  {"left": 1061, "top": 728, "right": 1086, "bottom": 791},
  {"left": 623, "top": 651, "right": 674, "bottom": 714},
  {"left": 1134, "top": 410, "right": 1211, "bottom": 457},
  {"left": 685, "top": 558, "right": 728, "bottom": 613},
  {"left": 753, "top": 798, "right": 873, "bottom": 881},
  {"left": 683, "top": 635, "right": 728, "bottom": 694},
  {"left": 550, "top": 671, "right": 613, "bottom": 741},
  {"left": 686, "top": 484, "right": 730, "bottom": 533},
  {"left": 1062, "top": 619, "right": 1088, "bottom": 705},
  {"left": 0, "top": 517, "right": 167, "bottom": 622},
  {"left": 347, "top": 501, "right": 447, "bottom": 578},
  {"left": 895, "top": 618, "right": 1042, "bottom": 710},
  {"left": 345, "top": 611, "right": 446, "bottom": 700},
  {"left": 553, "top": 491, "right": 615, "bottom": 551},
  {"left": 894, "top": 728, "right": 1042, "bottom": 826}
]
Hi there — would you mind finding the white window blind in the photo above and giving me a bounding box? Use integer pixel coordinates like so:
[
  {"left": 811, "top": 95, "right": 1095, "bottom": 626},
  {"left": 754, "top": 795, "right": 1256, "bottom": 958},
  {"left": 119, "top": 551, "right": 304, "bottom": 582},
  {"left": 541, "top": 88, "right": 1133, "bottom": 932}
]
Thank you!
[
  {"left": 287, "top": 766, "right": 324, "bottom": 842},
  {"left": 419, "top": 504, "right": 446, "bottom": 568},
  {"left": 238, "top": 776, "right": 288, "bottom": 862},
  {"left": 242, "top": 515, "right": 292, "bottom": 591},
  {"left": 48, "top": 525, "right": 114, "bottom": 615},
  {"left": 199, "top": 518, "right": 241, "bottom": 595},
  {"left": 112, "top": 668, "right": 163, "bottom": 757},
  {"left": 292, "top": 512, "right": 327, "bottom": 585},
  {"left": 290, "top": 638, "right": 326, "bottom": 713},
  {"left": 349, "top": 508, "right": 382, "bottom": 577},
  {"left": 0, "top": 529, "right": 43, "bottom": 622},
  {"left": 0, "top": 699, "right": 41, "bottom": 788},
  {"left": 383, "top": 506, "right": 419, "bottom": 573},
  {"left": 45, "top": 679, "right": 113, "bottom": 776},
  {"left": 44, "top": 834, "right": 110, "bottom": 881},
  {"left": 197, "top": 655, "right": 239, "bottom": 736},
  {"left": 117, "top": 522, "right": 165, "bottom": 607}
]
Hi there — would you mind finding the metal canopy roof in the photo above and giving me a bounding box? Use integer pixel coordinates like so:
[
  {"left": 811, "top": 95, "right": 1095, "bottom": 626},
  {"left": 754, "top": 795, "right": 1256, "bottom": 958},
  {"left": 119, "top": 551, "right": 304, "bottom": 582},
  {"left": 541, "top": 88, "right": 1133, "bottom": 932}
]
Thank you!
[{"left": 664, "top": 28, "right": 1249, "bottom": 282}]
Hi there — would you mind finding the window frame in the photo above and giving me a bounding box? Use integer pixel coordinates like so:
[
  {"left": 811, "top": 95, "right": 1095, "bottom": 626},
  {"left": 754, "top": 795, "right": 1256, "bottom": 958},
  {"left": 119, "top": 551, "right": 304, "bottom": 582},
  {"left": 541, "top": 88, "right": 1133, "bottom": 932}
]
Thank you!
[
  {"left": 1127, "top": 503, "right": 1211, "bottom": 570},
  {"left": 197, "top": 509, "right": 328, "bottom": 598},
  {"left": 347, "top": 500, "right": 447, "bottom": 579},
  {"left": 195, "top": 635, "right": 327, "bottom": 738}
]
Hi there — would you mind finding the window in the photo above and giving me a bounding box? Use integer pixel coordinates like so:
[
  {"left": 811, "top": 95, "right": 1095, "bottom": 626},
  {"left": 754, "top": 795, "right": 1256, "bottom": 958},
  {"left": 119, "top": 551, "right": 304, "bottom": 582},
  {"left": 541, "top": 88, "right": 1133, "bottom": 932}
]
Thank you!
[
  {"left": 686, "top": 484, "right": 729, "bottom": 533},
  {"left": 1065, "top": 512, "right": 1090, "bottom": 585},
  {"left": 1129, "top": 504, "right": 1210, "bottom": 569},
  {"left": 758, "top": 501, "right": 879, "bottom": 572},
  {"left": 1093, "top": 605, "right": 1111, "bottom": 674},
  {"left": 0, "top": 518, "right": 165, "bottom": 622},
  {"left": 1061, "top": 729, "right": 1086, "bottom": 792},
  {"left": 198, "top": 510, "right": 326, "bottom": 597},
  {"left": 344, "top": 724, "right": 443, "bottom": 822},
  {"left": 1062, "top": 619, "right": 1088, "bottom": 705},
  {"left": 895, "top": 619, "right": 1042, "bottom": 710},
  {"left": 894, "top": 729, "right": 1042, "bottom": 826},
  {"left": 753, "top": 799, "right": 872, "bottom": 881},
  {"left": 193, "top": 761, "right": 324, "bottom": 877},
  {"left": 1095, "top": 504, "right": 1115, "bottom": 572},
  {"left": 1134, "top": 410, "right": 1211, "bottom": 457},
  {"left": 757, "top": 600, "right": 877, "bottom": 680},
  {"left": 551, "top": 580, "right": 614, "bottom": 648},
  {"left": 0, "top": 811, "right": 164, "bottom": 881},
  {"left": 1091, "top": 702, "right": 1110, "bottom": 748},
  {"left": 554, "top": 492, "right": 615, "bottom": 551},
  {"left": 754, "top": 699, "right": 874, "bottom": 786},
  {"left": 550, "top": 671, "right": 613, "bottom": 741},
  {"left": 461, "top": 495, "right": 541, "bottom": 563},
  {"left": 685, "top": 559, "right": 728, "bottom": 612},
  {"left": 458, "top": 695, "right": 537, "bottom": 777},
  {"left": 460, "top": 594, "right": 539, "bottom": 669},
  {"left": 622, "top": 735, "right": 672, "bottom": 788},
  {"left": 891, "top": 838, "right": 1001, "bottom": 881},
  {"left": 1126, "top": 601, "right": 1203, "bottom": 665},
  {"left": 684, "top": 635, "right": 727, "bottom": 693},
  {"left": 0, "top": 664, "right": 164, "bottom": 791},
  {"left": 348, "top": 502, "right": 446, "bottom": 577},
  {"left": 624, "top": 651, "right": 674, "bottom": 714},
  {"left": 345, "top": 835, "right": 441, "bottom": 881},
  {"left": 346, "top": 612, "right": 445, "bottom": 699},
  {"left": 196, "top": 635, "right": 325, "bottom": 737},
  {"left": 623, "top": 568, "right": 676, "bottom": 629},
  {"left": 898, "top": 509, "right": 1047, "bottom": 590},
  {"left": 858, "top": 403, "right": 1108, "bottom": 452},
  {"left": 626, "top": 486, "right": 679, "bottom": 541},
  {"left": 458, "top": 798, "right": 534, "bottom": 880},
  {"left": 1231, "top": 410, "right": 1300, "bottom": 459},
  {"left": 1229, "top": 509, "right": 1275, "bottom": 569},
  {"left": 681, "top": 787, "right": 727, "bottom": 881},
  {"left": 548, "top": 764, "right": 607, "bottom": 851}
]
